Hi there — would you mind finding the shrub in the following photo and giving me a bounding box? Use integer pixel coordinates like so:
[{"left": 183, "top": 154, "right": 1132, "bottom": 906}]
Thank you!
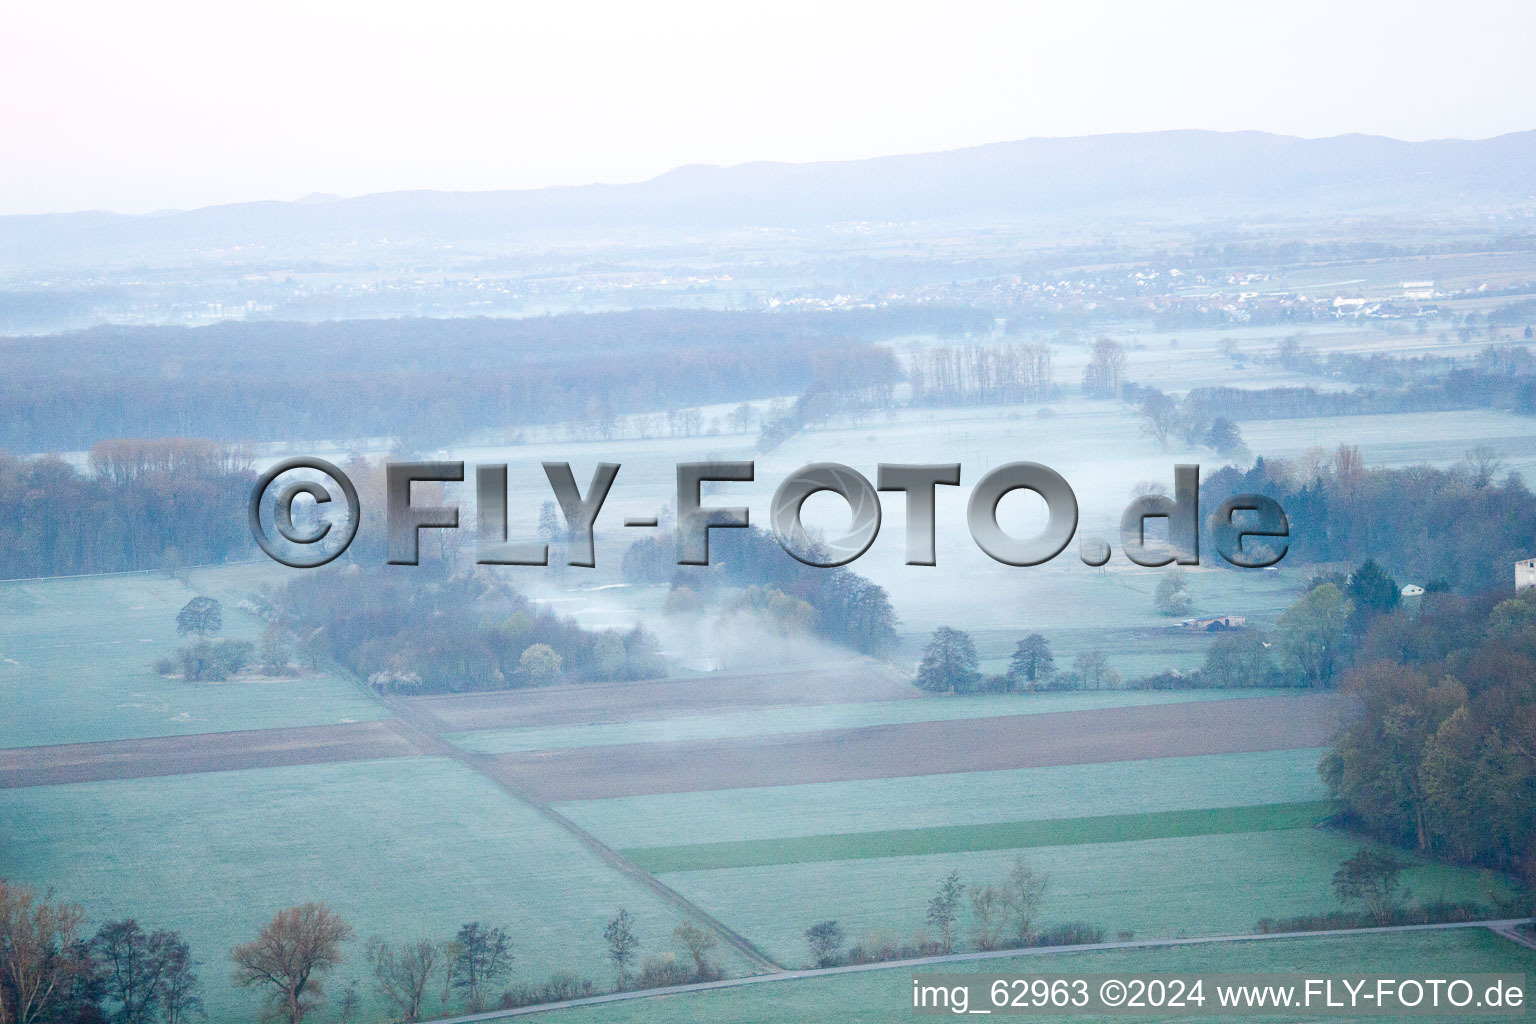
[
  {"left": 1154, "top": 569, "right": 1193, "bottom": 617},
  {"left": 497, "top": 972, "right": 597, "bottom": 1009},
  {"left": 636, "top": 953, "right": 693, "bottom": 989},
  {"left": 178, "top": 638, "right": 254, "bottom": 681},
  {"left": 542, "top": 972, "right": 595, "bottom": 1002},
  {"left": 1256, "top": 900, "right": 1482, "bottom": 934},
  {"left": 845, "top": 927, "right": 902, "bottom": 964},
  {"left": 1036, "top": 922, "right": 1106, "bottom": 947},
  {"left": 844, "top": 931, "right": 941, "bottom": 965},
  {"left": 804, "top": 920, "right": 846, "bottom": 967}
]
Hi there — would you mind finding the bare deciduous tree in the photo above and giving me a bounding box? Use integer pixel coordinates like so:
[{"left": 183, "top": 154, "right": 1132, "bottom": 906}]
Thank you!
[
  {"left": 1002, "top": 854, "right": 1049, "bottom": 945},
  {"left": 449, "top": 923, "right": 510, "bottom": 1014},
  {"left": 367, "top": 936, "right": 440, "bottom": 1022},
  {"left": 1332, "top": 848, "right": 1404, "bottom": 925},
  {"left": 333, "top": 981, "right": 360, "bottom": 1024},
  {"left": 1081, "top": 338, "right": 1126, "bottom": 398},
  {"left": 671, "top": 922, "right": 717, "bottom": 981},
  {"left": 92, "top": 920, "right": 162, "bottom": 1024},
  {"left": 92, "top": 919, "right": 197, "bottom": 1024},
  {"left": 1138, "top": 391, "right": 1180, "bottom": 450},
  {"left": 969, "top": 885, "right": 1005, "bottom": 951},
  {"left": 1462, "top": 444, "right": 1505, "bottom": 488},
  {"left": 231, "top": 903, "right": 353, "bottom": 1024},
  {"left": 259, "top": 624, "right": 292, "bottom": 676},
  {"left": 0, "top": 881, "right": 89, "bottom": 1024},
  {"left": 157, "top": 937, "right": 202, "bottom": 1024}
]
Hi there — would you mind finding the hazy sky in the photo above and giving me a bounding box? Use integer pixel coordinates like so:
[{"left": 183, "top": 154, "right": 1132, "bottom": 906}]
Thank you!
[{"left": 5, "top": 0, "right": 1535, "bottom": 215}]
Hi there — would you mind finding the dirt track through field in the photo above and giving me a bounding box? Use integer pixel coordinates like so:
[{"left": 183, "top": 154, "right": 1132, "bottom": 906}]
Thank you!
[
  {"left": 407, "top": 662, "right": 920, "bottom": 732},
  {"left": 0, "top": 720, "right": 418, "bottom": 788},
  {"left": 378, "top": 693, "right": 785, "bottom": 973},
  {"left": 490, "top": 693, "right": 1343, "bottom": 801}
]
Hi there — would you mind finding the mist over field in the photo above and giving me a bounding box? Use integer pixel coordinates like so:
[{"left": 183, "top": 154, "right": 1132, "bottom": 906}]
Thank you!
[{"left": 4, "top": 36, "right": 1536, "bottom": 1022}]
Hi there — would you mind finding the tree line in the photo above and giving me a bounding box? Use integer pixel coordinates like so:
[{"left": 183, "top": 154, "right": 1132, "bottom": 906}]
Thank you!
[
  {"left": 0, "top": 880, "right": 199, "bottom": 1024},
  {"left": 0, "top": 444, "right": 252, "bottom": 580},
  {"left": 1180, "top": 339, "right": 1536, "bottom": 423},
  {"left": 0, "top": 310, "right": 981, "bottom": 453},
  {"left": 1321, "top": 584, "right": 1536, "bottom": 878},
  {"left": 911, "top": 629, "right": 1123, "bottom": 693},
  {"left": 0, "top": 883, "right": 728, "bottom": 1024},
  {"left": 908, "top": 341, "right": 1056, "bottom": 408},
  {"left": 908, "top": 559, "right": 1427, "bottom": 694},
  {"left": 268, "top": 567, "right": 664, "bottom": 694},
  {"left": 1201, "top": 447, "right": 1536, "bottom": 593},
  {"left": 800, "top": 855, "right": 1116, "bottom": 968}
]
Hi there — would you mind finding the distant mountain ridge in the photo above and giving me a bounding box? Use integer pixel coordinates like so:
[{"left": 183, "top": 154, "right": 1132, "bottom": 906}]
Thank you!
[{"left": 5, "top": 129, "right": 1535, "bottom": 260}]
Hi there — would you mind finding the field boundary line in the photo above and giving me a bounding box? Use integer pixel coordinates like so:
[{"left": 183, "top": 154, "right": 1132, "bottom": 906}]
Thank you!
[
  {"left": 1493, "top": 925, "right": 1536, "bottom": 951},
  {"left": 622, "top": 800, "right": 1334, "bottom": 872},
  {"left": 376, "top": 693, "right": 784, "bottom": 974},
  {"left": 423, "top": 917, "right": 1536, "bottom": 1023}
]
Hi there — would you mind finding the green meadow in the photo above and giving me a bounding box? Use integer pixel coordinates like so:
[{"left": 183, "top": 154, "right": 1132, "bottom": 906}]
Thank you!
[
  {"left": 657, "top": 830, "right": 1503, "bottom": 967},
  {"left": 0, "top": 571, "right": 384, "bottom": 748},
  {"left": 555, "top": 748, "right": 1329, "bottom": 849},
  {"left": 0, "top": 758, "right": 752, "bottom": 1021},
  {"left": 623, "top": 801, "right": 1333, "bottom": 873}
]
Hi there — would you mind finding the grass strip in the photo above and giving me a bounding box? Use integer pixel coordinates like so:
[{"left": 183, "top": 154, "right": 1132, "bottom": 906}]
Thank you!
[{"left": 623, "top": 800, "right": 1333, "bottom": 873}]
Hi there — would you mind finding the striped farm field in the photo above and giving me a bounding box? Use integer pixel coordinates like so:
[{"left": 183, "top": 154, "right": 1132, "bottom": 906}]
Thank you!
[
  {"left": 656, "top": 830, "right": 1506, "bottom": 967},
  {"left": 623, "top": 801, "right": 1333, "bottom": 873},
  {"left": 556, "top": 748, "right": 1329, "bottom": 849},
  {"left": 448, "top": 690, "right": 1285, "bottom": 754},
  {"left": 490, "top": 693, "right": 1339, "bottom": 801}
]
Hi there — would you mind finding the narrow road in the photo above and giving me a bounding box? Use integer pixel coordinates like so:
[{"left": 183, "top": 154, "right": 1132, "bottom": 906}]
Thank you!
[
  {"left": 425, "top": 918, "right": 1536, "bottom": 1023},
  {"left": 377, "top": 693, "right": 783, "bottom": 974},
  {"left": 1493, "top": 925, "right": 1536, "bottom": 951}
]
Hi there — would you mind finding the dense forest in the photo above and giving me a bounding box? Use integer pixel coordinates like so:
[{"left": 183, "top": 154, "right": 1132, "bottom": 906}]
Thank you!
[
  {"left": 1324, "top": 586, "right": 1536, "bottom": 877},
  {"left": 0, "top": 440, "right": 252, "bottom": 578},
  {"left": 0, "top": 308, "right": 986, "bottom": 452},
  {"left": 1200, "top": 451, "right": 1536, "bottom": 593},
  {"left": 269, "top": 565, "right": 664, "bottom": 693}
]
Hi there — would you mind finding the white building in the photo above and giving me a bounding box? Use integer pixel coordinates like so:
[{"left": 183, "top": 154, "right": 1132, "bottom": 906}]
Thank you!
[{"left": 1517, "top": 558, "right": 1536, "bottom": 591}]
